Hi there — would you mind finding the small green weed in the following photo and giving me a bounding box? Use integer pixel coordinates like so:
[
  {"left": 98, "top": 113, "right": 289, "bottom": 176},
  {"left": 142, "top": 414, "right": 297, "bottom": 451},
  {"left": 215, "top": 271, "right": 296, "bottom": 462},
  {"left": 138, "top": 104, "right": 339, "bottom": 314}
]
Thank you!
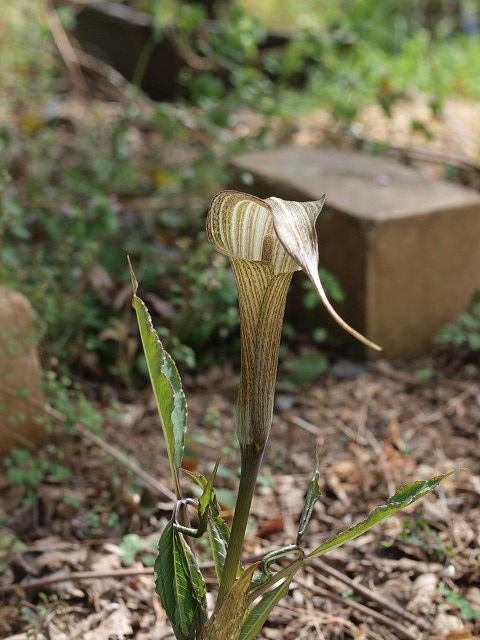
[
  {"left": 20, "top": 603, "right": 49, "bottom": 636},
  {"left": 414, "top": 367, "right": 435, "bottom": 382},
  {"left": 0, "top": 530, "right": 27, "bottom": 573},
  {"left": 85, "top": 506, "right": 121, "bottom": 537},
  {"left": 435, "top": 289, "right": 480, "bottom": 351},
  {"left": 119, "top": 533, "right": 157, "bottom": 567},
  {"left": 397, "top": 516, "right": 452, "bottom": 560},
  {"left": 3, "top": 447, "right": 72, "bottom": 504},
  {"left": 280, "top": 352, "right": 329, "bottom": 390},
  {"left": 438, "top": 584, "right": 480, "bottom": 622},
  {"left": 44, "top": 371, "right": 104, "bottom": 433}
]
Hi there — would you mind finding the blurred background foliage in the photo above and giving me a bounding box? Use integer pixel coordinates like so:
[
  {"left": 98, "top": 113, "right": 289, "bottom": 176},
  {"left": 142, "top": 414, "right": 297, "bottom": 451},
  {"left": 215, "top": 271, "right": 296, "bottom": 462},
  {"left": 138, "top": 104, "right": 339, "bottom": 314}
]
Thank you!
[{"left": 1, "top": 0, "right": 479, "bottom": 384}]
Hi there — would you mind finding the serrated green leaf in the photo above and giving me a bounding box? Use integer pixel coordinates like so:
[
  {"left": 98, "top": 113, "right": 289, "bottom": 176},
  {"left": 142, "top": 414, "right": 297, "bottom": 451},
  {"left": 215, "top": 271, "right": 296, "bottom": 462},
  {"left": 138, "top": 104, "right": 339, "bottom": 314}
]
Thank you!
[
  {"left": 207, "top": 515, "right": 232, "bottom": 581},
  {"left": 172, "top": 535, "right": 196, "bottom": 637},
  {"left": 175, "top": 532, "right": 208, "bottom": 634},
  {"left": 307, "top": 473, "right": 451, "bottom": 560},
  {"left": 154, "top": 521, "right": 178, "bottom": 634},
  {"left": 199, "top": 563, "right": 257, "bottom": 640},
  {"left": 129, "top": 260, "right": 186, "bottom": 495},
  {"left": 155, "top": 519, "right": 207, "bottom": 639},
  {"left": 239, "top": 577, "right": 292, "bottom": 640},
  {"left": 297, "top": 449, "right": 320, "bottom": 544}
]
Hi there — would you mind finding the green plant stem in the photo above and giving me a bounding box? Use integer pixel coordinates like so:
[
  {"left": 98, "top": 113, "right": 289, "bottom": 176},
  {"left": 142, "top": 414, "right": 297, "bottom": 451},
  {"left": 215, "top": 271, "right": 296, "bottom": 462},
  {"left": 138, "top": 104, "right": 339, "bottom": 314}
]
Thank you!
[{"left": 216, "top": 445, "right": 264, "bottom": 606}]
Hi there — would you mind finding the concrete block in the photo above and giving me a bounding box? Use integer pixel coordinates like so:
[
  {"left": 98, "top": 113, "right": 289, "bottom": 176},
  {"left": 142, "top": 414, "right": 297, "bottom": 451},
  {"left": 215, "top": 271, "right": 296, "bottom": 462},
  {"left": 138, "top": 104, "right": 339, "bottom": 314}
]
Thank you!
[
  {"left": 231, "top": 147, "right": 480, "bottom": 358},
  {"left": 0, "top": 287, "right": 46, "bottom": 455}
]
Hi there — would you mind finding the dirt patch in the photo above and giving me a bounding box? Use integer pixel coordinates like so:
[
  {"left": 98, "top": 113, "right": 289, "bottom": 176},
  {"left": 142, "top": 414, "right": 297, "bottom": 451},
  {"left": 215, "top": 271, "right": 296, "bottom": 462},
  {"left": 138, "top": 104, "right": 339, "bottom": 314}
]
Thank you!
[{"left": 1, "top": 352, "right": 479, "bottom": 639}]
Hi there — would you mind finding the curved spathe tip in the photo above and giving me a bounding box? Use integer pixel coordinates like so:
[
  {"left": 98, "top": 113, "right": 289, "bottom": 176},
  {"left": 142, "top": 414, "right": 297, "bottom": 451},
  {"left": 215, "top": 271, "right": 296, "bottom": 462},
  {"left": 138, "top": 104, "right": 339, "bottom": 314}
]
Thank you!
[{"left": 308, "top": 268, "right": 382, "bottom": 351}]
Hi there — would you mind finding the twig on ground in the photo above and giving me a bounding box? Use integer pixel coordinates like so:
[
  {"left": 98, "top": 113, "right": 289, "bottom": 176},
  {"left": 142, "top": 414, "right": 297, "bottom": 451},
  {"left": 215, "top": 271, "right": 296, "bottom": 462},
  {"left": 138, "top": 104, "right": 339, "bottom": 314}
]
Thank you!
[
  {"left": 297, "top": 574, "right": 419, "bottom": 640},
  {"left": 288, "top": 415, "right": 321, "bottom": 437},
  {"left": 280, "top": 602, "right": 378, "bottom": 640},
  {"left": 0, "top": 567, "right": 153, "bottom": 595},
  {"left": 0, "top": 553, "right": 268, "bottom": 595},
  {"left": 289, "top": 412, "right": 368, "bottom": 446},
  {"left": 308, "top": 560, "right": 429, "bottom": 630},
  {"left": 399, "top": 383, "right": 478, "bottom": 428},
  {"left": 323, "top": 407, "right": 370, "bottom": 446},
  {"left": 67, "top": 418, "right": 177, "bottom": 502},
  {"left": 73, "top": 47, "right": 136, "bottom": 100}
]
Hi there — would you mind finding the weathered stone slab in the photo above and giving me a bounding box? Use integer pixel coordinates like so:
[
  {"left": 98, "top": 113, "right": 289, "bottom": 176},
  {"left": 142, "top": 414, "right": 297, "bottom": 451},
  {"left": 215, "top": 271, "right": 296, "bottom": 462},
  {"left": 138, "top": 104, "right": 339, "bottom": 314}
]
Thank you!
[
  {"left": 0, "top": 288, "right": 46, "bottom": 455},
  {"left": 231, "top": 147, "right": 480, "bottom": 358}
]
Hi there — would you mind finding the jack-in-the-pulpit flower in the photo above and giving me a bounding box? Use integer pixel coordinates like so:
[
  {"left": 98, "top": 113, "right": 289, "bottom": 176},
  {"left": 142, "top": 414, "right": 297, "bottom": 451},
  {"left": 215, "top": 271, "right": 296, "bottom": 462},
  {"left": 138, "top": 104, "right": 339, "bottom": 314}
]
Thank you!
[
  {"left": 207, "top": 190, "right": 380, "bottom": 448},
  {"left": 130, "top": 189, "right": 449, "bottom": 639},
  {"left": 129, "top": 190, "right": 449, "bottom": 638}
]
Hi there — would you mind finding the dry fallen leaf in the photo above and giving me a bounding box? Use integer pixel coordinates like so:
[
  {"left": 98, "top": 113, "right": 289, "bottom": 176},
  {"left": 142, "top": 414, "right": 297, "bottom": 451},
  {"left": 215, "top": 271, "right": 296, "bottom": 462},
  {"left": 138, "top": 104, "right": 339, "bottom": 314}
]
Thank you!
[
  {"left": 30, "top": 548, "right": 87, "bottom": 573},
  {"left": 48, "top": 623, "right": 68, "bottom": 640},
  {"left": 433, "top": 613, "right": 465, "bottom": 634},
  {"left": 407, "top": 573, "right": 438, "bottom": 615},
  {"left": 83, "top": 603, "right": 133, "bottom": 640},
  {"left": 446, "top": 630, "right": 476, "bottom": 640}
]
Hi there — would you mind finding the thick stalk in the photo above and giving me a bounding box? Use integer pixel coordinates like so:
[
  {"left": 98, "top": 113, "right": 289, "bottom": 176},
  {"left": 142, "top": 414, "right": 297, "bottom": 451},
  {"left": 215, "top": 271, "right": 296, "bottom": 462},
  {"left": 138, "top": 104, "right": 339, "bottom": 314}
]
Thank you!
[{"left": 216, "top": 445, "right": 264, "bottom": 605}]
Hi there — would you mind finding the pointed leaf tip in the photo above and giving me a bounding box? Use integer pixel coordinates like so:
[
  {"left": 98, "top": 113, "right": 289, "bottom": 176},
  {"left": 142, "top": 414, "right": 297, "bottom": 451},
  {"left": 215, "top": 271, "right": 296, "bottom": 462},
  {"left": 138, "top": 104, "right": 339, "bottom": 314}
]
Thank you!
[
  {"left": 127, "top": 255, "right": 138, "bottom": 295},
  {"left": 306, "top": 472, "right": 451, "bottom": 561},
  {"left": 297, "top": 446, "right": 321, "bottom": 544}
]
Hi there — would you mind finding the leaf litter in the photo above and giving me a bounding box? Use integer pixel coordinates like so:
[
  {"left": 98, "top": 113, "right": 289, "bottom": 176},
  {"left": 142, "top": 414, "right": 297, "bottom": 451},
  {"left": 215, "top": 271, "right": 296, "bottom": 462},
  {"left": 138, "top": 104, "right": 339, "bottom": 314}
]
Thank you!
[{"left": 0, "top": 354, "right": 479, "bottom": 639}]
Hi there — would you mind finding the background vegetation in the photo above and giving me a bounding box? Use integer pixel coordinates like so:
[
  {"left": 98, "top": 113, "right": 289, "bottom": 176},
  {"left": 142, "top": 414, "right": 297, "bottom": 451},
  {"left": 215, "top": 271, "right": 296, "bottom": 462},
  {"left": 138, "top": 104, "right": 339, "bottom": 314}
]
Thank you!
[{"left": 1, "top": 0, "right": 479, "bottom": 382}]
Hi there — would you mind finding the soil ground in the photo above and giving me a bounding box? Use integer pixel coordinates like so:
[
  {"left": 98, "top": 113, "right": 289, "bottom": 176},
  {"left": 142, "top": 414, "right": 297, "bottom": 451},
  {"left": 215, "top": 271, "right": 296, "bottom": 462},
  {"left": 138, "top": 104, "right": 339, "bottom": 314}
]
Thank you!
[{"left": 1, "top": 350, "right": 479, "bottom": 640}]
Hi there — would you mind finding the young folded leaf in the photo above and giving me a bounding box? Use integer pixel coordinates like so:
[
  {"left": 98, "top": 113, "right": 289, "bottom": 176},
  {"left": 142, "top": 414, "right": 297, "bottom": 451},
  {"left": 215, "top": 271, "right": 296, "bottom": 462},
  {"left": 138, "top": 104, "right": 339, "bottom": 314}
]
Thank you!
[
  {"left": 129, "top": 259, "right": 187, "bottom": 497},
  {"left": 207, "top": 514, "right": 233, "bottom": 582},
  {"left": 179, "top": 464, "right": 221, "bottom": 538},
  {"left": 198, "top": 462, "right": 219, "bottom": 518},
  {"left": 199, "top": 563, "right": 257, "bottom": 640},
  {"left": 306, "top": 473, "right": 452, "bottom": 560},
  {"left": 296, "top": 449, "right": 321, "bottom": 545}
]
